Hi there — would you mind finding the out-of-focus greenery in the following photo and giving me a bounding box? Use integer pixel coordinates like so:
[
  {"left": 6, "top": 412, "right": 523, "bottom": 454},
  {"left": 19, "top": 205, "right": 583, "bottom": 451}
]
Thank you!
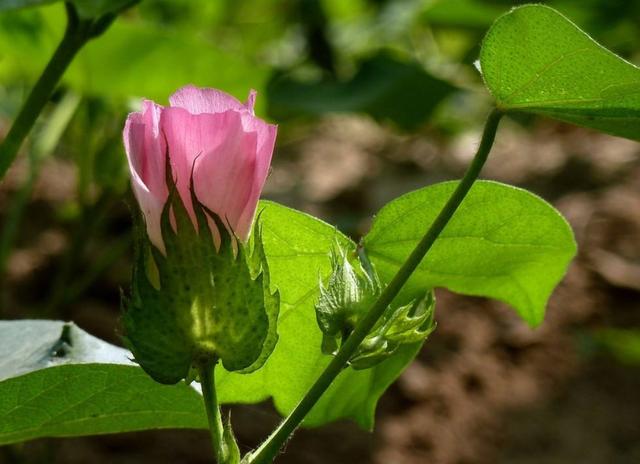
[
  {"left": 0, "top": 0, "right": 637, "bottom": 312},
  {"left": 2, "top": 0, "right": 639, "bottom": 140},
  {"left": 586, "top": 329, "right": 640, "bottom": 365},
  {"left": 0, "top": 0, "right": 637, "bottom": 307}
]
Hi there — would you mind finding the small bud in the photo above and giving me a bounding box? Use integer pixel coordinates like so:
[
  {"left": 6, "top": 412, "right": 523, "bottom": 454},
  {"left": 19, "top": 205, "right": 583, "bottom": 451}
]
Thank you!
[
  {"left": 315, "top": 246, "right": 381, "bottom": 342},
  {"left": 315, "top": 246, "right": 435, "bottom": 369},
  {"left": 349, "top": 292, "right": 435, "bottom": 369},
  {"left": 222, "top": 414, "right": 241, "bottom": 464}
]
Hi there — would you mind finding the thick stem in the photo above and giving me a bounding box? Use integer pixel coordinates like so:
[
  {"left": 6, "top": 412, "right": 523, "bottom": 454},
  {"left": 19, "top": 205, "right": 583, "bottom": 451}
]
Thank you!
[
  {"left": 248, "top": 108, "right": 504, "bottom": 464},
  {"left": 198, "top": 359, "right": 227, "bottom": 463},
  {"left": 0, "top": 7, "right": 91, "bottom": 181}
]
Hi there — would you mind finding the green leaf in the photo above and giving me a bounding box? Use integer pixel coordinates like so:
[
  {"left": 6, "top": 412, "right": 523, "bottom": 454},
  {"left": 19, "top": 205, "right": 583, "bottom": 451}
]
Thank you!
[
  {"left": 267, "top": 52, "right": 456, "bottom": 130},
  {"left": 0, "top": 320, "right": 206, "bottom": 446},
  {"left": 480, "top": 4, "right": 640, "bottom": 141},
  {"left": 363, "top": 181, "right": 576, "bottom": 326},
  {"left": 216, "top": 201, "right": 422, "bottom": 429}
]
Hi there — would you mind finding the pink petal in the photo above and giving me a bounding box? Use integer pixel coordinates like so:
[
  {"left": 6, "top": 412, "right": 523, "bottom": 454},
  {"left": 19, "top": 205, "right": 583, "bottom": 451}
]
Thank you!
[
  {"left": 194, "top": 130, "right": 259, "bottom": 240},
  {"left": 123, "top": 102, "right": 167, "bottom": 251},
  {"left": 235, "top": 120, "right": 277, "bottom": 238},
  {"left": 160, "top": 107, "right": 259, "bottom": 238},
  {"left": 244, "top": 89, "right": 257, "bottom": 114},
  {"left": 169, "top": 85, "right": 246, "bottom": 115},
  {"left": 138, "top": 100, "right": 166, "bottom": 194}
]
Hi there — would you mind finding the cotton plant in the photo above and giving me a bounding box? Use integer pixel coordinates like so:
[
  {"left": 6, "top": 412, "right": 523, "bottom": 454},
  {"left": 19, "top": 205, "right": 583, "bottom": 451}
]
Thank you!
[
  {"left": 0, "top": 3, "right": 639, "bottom": 464},
  {"left": 122, "top": 86, "right": 279, "bottom": 461}
]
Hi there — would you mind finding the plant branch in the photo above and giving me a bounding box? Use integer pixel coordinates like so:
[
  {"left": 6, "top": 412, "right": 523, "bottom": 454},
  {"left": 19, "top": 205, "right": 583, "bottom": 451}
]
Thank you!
[
  {"left": 0, "top": 2, "right": 130, "bottom": 181},
  {"left": 247, "top": 108, "right": 504, "bottom": 464},
  {"left": 198, "top": 359, "right": 227, "bottom": 463}
]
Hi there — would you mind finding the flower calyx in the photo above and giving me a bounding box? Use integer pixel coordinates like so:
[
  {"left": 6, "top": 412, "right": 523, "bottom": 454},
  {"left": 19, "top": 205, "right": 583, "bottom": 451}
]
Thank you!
[{"left": 122, "top": 162, "right": 279, "bottom": 384}]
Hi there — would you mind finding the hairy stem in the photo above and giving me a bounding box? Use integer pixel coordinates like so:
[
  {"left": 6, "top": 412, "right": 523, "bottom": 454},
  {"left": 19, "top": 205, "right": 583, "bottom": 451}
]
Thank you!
[
  {"left": 198, "top": 359, "right": 227, "bottom": 463},
  {"left": 248, "top": 108, "right": 504, "bottom": 464}
]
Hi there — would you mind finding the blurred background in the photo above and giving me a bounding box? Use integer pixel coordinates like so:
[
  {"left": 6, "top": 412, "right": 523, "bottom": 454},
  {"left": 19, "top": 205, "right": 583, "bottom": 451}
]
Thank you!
[{"left": 1, "top": 0, "right": 639, "bottom": 462}]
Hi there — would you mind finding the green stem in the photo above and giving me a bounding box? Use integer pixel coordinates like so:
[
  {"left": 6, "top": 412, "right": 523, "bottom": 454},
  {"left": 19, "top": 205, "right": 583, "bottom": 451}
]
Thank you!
[
  {"left": 0, "top": 5, "right": 107, "bottom": 181},
  {"left": 198, "top": 359, "right": 227, "bottom": 463},
  {"left": 248, "top": 108, "right": 504, "bottom": 464}
]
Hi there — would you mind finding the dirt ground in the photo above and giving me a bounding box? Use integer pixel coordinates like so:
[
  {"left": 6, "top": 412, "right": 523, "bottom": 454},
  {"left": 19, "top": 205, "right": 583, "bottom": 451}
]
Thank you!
[{"left": 1, "top": 114, "right": 639, "bottom": 463}]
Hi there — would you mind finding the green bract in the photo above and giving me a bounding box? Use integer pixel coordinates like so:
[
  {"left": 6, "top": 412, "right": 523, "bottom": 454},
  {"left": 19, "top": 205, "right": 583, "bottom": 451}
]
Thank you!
[
  {"left": 315, "top": 247, "right": 435, "bottom": 369},
  {"left": 480, "top": 4, "right": 640, "bottom": 142},
  {"left": 350, "top": 291, "right": 435, "bottom": 370},
  {"left": 123, "top": 175, "right": 279, "bottom": 384}
]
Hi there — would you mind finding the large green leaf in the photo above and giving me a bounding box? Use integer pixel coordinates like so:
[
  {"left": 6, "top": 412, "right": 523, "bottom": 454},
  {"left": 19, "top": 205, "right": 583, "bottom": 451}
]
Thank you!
[
  {"left": 480, "top": 4, "right": 640, "bottom": 141},
  {"left": 0, "top": 320, "right": 207, "bottom": 446},
  {"left": 363, "top": 181, "right": 576, "bottom": 326},
  {"left": 216, "top": 200, "right": 423, "bottom": 429}
]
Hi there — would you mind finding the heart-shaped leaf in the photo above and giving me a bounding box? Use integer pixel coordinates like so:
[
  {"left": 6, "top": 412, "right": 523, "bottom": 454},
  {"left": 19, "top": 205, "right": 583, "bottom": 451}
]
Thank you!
[
  {"left": 480, "top": 4, "right": 640, "bottom": 141},
  {"left": 363, "top": 181, "right": 576, "bottom": 326}
]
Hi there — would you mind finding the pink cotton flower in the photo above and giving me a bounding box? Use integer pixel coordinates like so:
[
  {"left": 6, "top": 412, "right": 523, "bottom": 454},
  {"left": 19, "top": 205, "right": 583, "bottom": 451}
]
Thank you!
[{"left": 123, "top": 85, "right": 277, "bottom": 251}]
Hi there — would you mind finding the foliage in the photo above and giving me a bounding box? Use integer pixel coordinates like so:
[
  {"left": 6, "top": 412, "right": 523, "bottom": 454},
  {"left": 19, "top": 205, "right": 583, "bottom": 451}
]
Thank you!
[
  {"left": 0, "top": 182, "right": 577, "bottom": 438},
  {"left": 0, "top": 320, "right": 206, "bottom": 446},
  {"left": 480, "top": 4, "right": 640, "bottom": 142},
  {"left": 364, "top": 180, "right": 576, "bottom": 326},
  {"left": 0, "top": 1, "right": 639, "bottom": 461}
]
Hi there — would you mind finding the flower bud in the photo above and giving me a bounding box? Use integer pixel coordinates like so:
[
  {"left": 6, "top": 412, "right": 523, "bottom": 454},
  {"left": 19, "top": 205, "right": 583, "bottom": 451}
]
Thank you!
[
  {"left": 121, "top": 87, "right": 279, "bottom": 384},
  {"left": 315, "top": 247, "right": 435, "bottom": 369}
]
